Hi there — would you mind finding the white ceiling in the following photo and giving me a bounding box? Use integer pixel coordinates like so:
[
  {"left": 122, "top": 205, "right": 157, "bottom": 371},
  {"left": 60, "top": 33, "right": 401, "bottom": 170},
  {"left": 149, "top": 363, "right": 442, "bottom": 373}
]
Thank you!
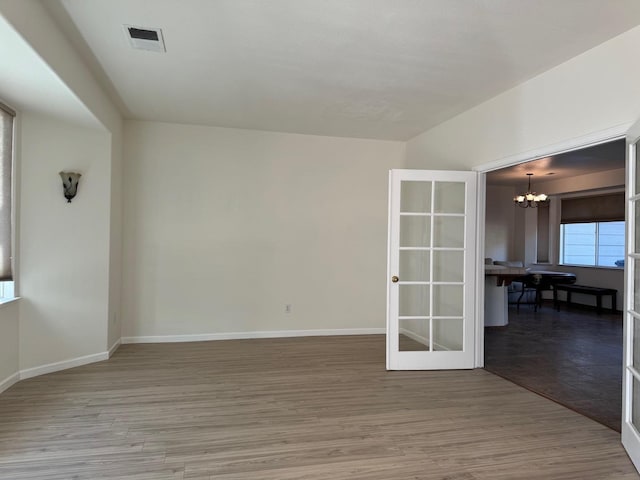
[
  {"left": 52, "top": 0, "right": 640, "bottom": 140},
  {"left": 486, "top": 139, "right": 626, "bottom": 187}
]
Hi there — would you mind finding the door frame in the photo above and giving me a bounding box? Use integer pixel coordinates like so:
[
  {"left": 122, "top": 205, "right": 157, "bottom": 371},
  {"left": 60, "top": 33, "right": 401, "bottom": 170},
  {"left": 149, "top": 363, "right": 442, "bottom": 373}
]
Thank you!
[{"left": 472, "top": 123, "right": 631, "bottom": 368}]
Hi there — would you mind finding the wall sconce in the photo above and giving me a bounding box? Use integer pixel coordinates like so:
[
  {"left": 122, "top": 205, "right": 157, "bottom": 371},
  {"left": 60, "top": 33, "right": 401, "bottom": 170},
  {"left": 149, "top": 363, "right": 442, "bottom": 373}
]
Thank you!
[{"left": 59, "top": 171, "right": 81, "bottom": 203}]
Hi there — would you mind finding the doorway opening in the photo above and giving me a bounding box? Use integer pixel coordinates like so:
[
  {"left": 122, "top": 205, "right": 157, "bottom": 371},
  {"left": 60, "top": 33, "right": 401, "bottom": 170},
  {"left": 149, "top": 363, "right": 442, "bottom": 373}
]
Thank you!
[{"left": 482, "top": 138, "right": 625, "bottom": 431}]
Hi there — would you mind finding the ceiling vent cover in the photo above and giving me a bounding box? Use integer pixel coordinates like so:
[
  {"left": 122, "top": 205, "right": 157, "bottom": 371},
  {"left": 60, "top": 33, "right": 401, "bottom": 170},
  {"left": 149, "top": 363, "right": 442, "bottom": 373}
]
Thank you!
[{"left": 124, "top": 25, "right": 166, "bottom": 52}]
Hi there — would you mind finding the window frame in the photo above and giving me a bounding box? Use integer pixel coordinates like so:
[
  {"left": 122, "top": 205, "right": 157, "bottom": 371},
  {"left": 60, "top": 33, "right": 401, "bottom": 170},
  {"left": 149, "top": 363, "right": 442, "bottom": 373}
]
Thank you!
[
  {"left": 0, "top": 100, "right": 16, "bottom": 299},
  {"left": 559, "top": 220, "right": 625, "bottom": 268}
]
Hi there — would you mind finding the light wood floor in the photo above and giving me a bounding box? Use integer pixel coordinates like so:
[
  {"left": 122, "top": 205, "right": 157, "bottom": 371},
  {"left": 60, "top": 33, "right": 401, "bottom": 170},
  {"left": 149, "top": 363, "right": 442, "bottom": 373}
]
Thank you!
[{"left": 0, "top": 335, "right": 637, "bottom": 479}]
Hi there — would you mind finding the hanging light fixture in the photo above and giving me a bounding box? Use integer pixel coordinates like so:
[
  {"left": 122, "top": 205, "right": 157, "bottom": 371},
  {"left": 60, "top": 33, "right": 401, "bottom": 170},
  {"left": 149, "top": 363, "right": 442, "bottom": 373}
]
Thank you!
[{"left": 514, "top": 173, "right": 548, "bottom": 208}]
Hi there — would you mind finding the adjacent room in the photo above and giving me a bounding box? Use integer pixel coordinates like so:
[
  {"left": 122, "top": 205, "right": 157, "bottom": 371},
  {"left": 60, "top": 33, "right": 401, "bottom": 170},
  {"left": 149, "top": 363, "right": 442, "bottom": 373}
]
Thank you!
[
  {"left": 483, "top": 140, "right": 625, "bottom": 431},
  {"left": 2, "top": 1, "right": 640, "bottom": 478}
]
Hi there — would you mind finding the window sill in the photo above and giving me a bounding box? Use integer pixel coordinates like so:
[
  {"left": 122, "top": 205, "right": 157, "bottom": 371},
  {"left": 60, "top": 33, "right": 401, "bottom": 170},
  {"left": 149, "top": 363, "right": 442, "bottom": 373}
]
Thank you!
[
  {"left": 0, "top": 297, "right": 20, "bottom": 309},
  {"left": 558, "top": 264, "right": 624, "bottom": 271}
]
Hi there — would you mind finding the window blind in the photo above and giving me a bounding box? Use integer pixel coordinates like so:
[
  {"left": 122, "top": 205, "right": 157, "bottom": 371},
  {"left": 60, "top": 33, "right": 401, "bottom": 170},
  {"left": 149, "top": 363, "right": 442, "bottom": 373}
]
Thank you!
[
  {"left": 0, "top": 102, "right": 14, "bottom": 281},
  {"left": 560, "top": 192, "right": 625, "bottom": 224}
]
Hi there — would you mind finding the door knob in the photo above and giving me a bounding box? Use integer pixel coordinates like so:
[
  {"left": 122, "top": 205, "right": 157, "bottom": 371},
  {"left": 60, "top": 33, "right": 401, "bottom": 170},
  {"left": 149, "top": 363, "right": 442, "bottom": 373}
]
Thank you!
[{"left": 391, "top": 276, "right": 399, "bottom": 283}]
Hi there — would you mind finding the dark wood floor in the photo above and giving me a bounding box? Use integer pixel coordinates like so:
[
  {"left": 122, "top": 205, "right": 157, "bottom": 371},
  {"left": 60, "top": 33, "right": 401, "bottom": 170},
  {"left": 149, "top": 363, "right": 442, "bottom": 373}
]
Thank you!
[
  {"left": 0, "top": 335, "right": 637, "bottom": 479},
  {"left": 484, "top": 301, "right": 623, "bottom": 431}
]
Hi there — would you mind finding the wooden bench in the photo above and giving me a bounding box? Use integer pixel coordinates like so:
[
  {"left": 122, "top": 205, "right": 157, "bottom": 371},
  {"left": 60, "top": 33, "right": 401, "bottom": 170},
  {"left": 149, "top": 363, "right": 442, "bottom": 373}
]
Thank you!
[{"left": 553, "top": 284, "right": 617, "bottom": 314}]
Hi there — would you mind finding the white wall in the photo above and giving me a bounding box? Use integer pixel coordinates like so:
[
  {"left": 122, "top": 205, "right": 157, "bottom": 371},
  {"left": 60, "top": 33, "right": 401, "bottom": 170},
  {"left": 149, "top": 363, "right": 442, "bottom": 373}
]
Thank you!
[
  {"left": 0, "top": 301, "right": 19, "bottom": 392},
  {"left": 406, "top": 26, "right": 640, "bottom": 169},
  {"left": 107, "top": 127, "right": 123, "bottom": 350},
  {"left": 18, "top": 112, "right": 112, "bottom": 370},
  {"left": 0, "top": 0, "right": 124, "bottom": 377},
  {"left": 406, "top": 27, "right": 640, "bottom": 314},
  {"left": 122, "top": 121, "right": 405, "bottom": 339},
  {"left": 485, "top": 185, "right": 516, "bottom": 262}
]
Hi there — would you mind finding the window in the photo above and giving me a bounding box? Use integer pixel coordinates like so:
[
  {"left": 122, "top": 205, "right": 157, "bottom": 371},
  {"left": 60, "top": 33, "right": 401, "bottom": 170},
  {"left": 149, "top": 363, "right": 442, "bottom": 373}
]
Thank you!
[
  {"left": 560, "top": 192, "right": 625, "bottom": 268},
  {"left": 0, "top": 101, "right": 14, "bottom": 294},
  {"left": 560, "top": 221, "right": 625, "bottom": 267}
]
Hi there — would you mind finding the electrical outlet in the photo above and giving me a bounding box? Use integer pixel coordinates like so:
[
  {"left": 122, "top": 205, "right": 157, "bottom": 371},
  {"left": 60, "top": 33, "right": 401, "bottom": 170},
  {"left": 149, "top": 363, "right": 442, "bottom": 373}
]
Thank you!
[{"left": 285, "top": 304, "right": 292, "bottom": 314}]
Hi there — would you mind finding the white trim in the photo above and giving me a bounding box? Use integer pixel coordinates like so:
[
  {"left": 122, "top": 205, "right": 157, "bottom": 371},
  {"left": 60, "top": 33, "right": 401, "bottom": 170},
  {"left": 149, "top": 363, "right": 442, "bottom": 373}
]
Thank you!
[
  {"left": 475, "top": 172, "right": 486, "bottom": 368},
  {"left": 0, "top": 297, "right": 22, "bottom": 308},
  {"left": 386, "top": 169, "right": 395, "bottom": 370},
  {"left": 623, "top": 122, "right": 640, "bottom": 468},
  {"left": 474, "top": 124, "right": 630, "bottom": 174},
  {"left": 19, "top": 351, "right": 109, "bottom": 380},
  {"left": 122, "top": 328, "right": 385, "bottom": 344},
  {"left": 0, "top": 372, "right": 19, "bottom": 394},
  {"left": 108, "top": 338, "right": 121, "bottom": 357},
  {"left": 0, "top": 296, "right": 19, "bottom": 309}
]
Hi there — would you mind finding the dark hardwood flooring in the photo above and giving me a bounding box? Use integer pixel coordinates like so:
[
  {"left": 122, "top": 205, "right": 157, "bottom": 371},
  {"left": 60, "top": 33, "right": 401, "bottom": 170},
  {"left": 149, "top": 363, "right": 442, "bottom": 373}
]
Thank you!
[{"left": 484, "top": 301, "right": 623, "bottom": 431}]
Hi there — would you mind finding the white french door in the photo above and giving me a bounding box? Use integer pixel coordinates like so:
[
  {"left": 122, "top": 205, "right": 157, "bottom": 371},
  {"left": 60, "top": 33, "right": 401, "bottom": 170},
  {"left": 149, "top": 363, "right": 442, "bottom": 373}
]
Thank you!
[
  {"left": 622, "top": 119, "right": 640, "bottom": 468},
  {"left": 386, "top": 169, "right": 477, "bottom": 370}
]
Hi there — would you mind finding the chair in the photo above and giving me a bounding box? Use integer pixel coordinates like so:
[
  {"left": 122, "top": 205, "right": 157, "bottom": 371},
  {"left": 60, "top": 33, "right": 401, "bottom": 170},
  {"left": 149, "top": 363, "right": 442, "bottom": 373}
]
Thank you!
[{"left": 493, "top": 260, "right": 536, "bottom": 311}]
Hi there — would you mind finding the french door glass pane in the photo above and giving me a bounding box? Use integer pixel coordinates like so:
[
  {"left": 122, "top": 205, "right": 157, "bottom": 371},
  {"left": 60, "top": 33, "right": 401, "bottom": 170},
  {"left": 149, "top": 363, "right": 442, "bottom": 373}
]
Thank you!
[
  {"left": 433, "top": 216, "right": 464, "bottom": 248},
  {"left": 633, "top": 376, "right": 640, "bottom": 431},
  {"left": 433, "top": 318, "right": 463, "bottom": 351},
  {"left": 399, "top": 250, "right": 430, "bottom": 282},
  {"left": 434, "top": 182, "right": 465, "bottom": 214},
  {"left": 400, "top": 215, "right": 431, "bottom": 247},
  {"left": 635, "top": 141, "right": 640, "bottom": 194},
  {"left": 400, "top": 216, "right": 431, "bottom": 248},
  {"left": 401, "top": 181, "right": 432, "bottom": 213},
  {"left": 635, "top": 202, "right": 640, "bottom": 253},
  {"left": 634, "top": 317, "right": 640, "bottom": 369},
  {"left": 635, "top": 259, "right": 640, "bottom": 312},
  {"left": 399, "top": 319, "right": 429, "bottom": 351},
  {"left": 399, "top": 284, "right": 430, "bottom": 317},
  {"left": 433, "top": 250, "right": 464, "bottom": 282},
  {"left": 433, "top": 285, "right": 463, "bottom": 316}
]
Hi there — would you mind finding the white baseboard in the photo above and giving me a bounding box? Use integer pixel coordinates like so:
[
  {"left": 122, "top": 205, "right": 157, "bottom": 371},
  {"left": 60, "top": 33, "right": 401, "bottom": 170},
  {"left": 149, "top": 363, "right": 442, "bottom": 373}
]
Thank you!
[
  {"left": 108, "top": 338, "right": 121, "bottom": 357},
  {"left": 122, "top": 328, "right": 385, "bottom": 344},
  {"left": 0, "top": 372, "right": 19, "bottom": 394},
  {"left": 19, "top": 351, "right": 109, "bottom": 380}
]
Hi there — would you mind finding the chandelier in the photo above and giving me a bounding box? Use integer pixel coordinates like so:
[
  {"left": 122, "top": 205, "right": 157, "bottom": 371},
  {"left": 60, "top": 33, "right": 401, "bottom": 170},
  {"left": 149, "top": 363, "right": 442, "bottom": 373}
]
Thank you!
[{"left": 514, "top": 173, "right": 548, "bottom": 208}]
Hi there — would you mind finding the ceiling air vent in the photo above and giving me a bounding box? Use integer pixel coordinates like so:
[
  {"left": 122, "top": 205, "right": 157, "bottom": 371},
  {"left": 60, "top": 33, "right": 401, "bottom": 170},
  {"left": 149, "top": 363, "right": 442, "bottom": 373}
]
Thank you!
[{"left": 124, "top": 25, "right": 166, "bottom": 52}]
